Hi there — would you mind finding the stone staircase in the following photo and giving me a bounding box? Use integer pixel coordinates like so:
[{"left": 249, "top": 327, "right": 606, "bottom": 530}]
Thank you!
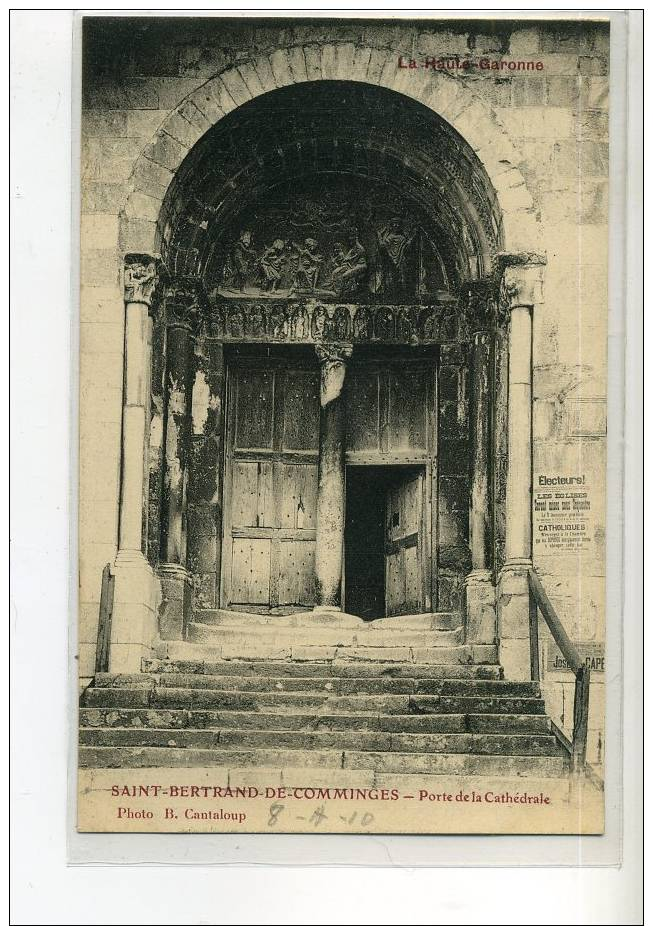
[{"left": 79, "top": 609, "right": 569, "bottom": 777}]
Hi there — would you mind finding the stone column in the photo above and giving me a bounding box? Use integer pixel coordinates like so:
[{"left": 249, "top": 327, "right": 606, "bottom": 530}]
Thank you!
[
  {"left": 109, "top": 254, "right": 161, "bottom": 673},
  {"left": 185, "top": 339, "right": 226, "bottom": 612},
  {"left": 314, "top": 344, "right": 352, "bottom": 610},
  {"left": 497, "top": 260, "right": 544, "bottom": 680},
  {"left": 157, "top": 281, "right": 199, "bottom": 640},
  {"left": 466, "top": 314, "right": 496, "bottom": 644}
]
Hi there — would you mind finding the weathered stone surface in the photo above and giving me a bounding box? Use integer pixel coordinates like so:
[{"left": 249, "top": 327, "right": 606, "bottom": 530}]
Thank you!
[
  {"left": 342, "top": 751, "right": 566, "bottom": 777},
  {"left": 409, "top": 694, "right": 544, "bottom": 715},
  {"left": 142, "top": 654, "right": 504, "bottom": 680},
  {"left": 84, "top": 688, "right": 151, "bottom": 708}
]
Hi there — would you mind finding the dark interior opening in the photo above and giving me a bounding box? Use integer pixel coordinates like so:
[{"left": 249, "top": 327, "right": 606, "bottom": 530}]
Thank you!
[{"left": 345, "top": 465, "right": 422, "bottom": 621}]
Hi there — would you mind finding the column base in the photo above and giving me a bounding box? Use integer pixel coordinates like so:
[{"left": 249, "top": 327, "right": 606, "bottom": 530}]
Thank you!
[
  {"left": 157, "top": 564, "right": 193, "bottom": 641},
  {"left": 465, "top": 569, "right": 496, "bottom": 645},
  {"left": 497, "top": 562, "right": 532, "bottom": 681},
  {"left": 109, "top": 550, "right": 161, "bottom": 673}
]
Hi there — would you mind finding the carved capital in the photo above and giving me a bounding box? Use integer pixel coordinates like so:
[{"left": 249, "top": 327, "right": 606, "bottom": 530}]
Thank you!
[
  {"left": 315, "top": 343, "right": 353, "bottom": 367},
  {"left": 499, "top": 263, "right": 544, "bottom": 311},
  {"left": 463, "top": 279, "right": 497, "bottom": 334},
  {"left": 124, "top": 253, "right": 160, "bottom": 308},
  {"left": 315, "top": 343, "right": 352, "bottom": 406},
  {"left": 164, "top": 278, "right": 203, "bottom": 332}
]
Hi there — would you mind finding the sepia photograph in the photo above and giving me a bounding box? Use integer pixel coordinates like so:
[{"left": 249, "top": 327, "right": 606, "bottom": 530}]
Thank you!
[{"left": 76, "top": 14, "right": 610, "bottom": 835}]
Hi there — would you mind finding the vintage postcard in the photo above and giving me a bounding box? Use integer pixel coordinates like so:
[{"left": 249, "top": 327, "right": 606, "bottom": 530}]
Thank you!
[{"left": 78, "top": 14, "right": 609, "bottom": 834}]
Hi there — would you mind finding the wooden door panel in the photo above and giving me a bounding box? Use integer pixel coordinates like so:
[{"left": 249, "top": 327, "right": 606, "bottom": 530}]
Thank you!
[
  {"left": 231, "top": 461, "right": 258, "bottom": 528},
  {"left": 282, "top": 370, "right": 319, "bottom": 451},
  {"left": 235, "top": 369, "right": 275, "bottom": 450},
  {"left": 231, "top": 461, "right": 275, "bottom": 528},
  {"left": 280, "top": 463, "right": 318, "bottom": 531},
  {"left": 346, "top": 362, "right": 434, "bottom": 462},
  {"left": 385, "top": 471, "right": 423, "bottom": 617},
  {"left": 388, "top": 369, "right": 428, "bottom": 452},
  {"left": 257, "top": 462, "right": 275, "bottom": 528},
  {"left": 224, "top": 361, "right": 318, "bottom": 611},
  {"left": 386, "top": 550, "right": 404, "bottom": 616},
  {"left": 401, "top": 476, "right": 420, "bottom": 536},
  {"left": 346, "top": 369, "right": 381, "bottom": 453},
  {"left": 404, "top": 544, "right": 421, "bottom": 612},
  {"left": 230, "top": 538, "right": 271, "bottom": 604},
  {"left": 278, "top": 540, "right": 316, "bottom": 606}
]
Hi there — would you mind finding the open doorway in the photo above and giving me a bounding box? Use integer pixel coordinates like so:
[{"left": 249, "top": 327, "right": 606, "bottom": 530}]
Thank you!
[{"left": 345, "top": 466, "right": 425, "bottom": 621}]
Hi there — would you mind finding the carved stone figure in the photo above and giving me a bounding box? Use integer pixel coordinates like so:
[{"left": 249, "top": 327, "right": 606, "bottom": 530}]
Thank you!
[
  {"left": 374, "top": 306, "right": 396, "bottom": 340},
  {"left": 329, "top": 236, "right": 367, "bottom": 297},
  {"left": 259, "top": 239, "right": 287, "bottom": 292},
  {"left": 311, "top": 304, "right": 328, "bottom": 340},
  {"left": 268, "top": 303, "right": 286, "bottom": 340},
  {"left": 439, "top": 305, "right": 459, "bottom": 342},
  {"left": 227, "top": 303, "right": 246, "bottom": 338},
  {"left": 288, "top": 304, "right": 309, "bottom": 340},
  {"left": 247, "top": 303, "right": 266, "bottom": 338},
  {"left": 222, "top": 230, "right": 254, "bottom": 291},
  {"left": 208, "top": 303, "right": 226, "bottom": 338},
  {"left": 331, "top": 305, "right": 351, "bottom": 341},
  {"left": 375, "top": 219, "right": 417, "bottom": 297},
  {"left": 290, "top": 238, "right": 323, "bottom": 291},
  {"left": 353, "top": 305, "right": 373, "bottom": 340},
  {"left": 396, "top": 307, "right": 417, "bottom": 342},
  {"left": 420, "top": 307, "right": 439, "bottom": 341}
]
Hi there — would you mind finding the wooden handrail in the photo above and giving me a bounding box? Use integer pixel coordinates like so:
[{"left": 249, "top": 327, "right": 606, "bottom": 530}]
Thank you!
[{"left": 527, "top": 568, "right": 591, "bottom": 772}]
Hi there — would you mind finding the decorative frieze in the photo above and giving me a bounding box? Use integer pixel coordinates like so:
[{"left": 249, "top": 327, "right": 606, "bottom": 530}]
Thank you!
[{"left": 200, "top": 296, "right": 481, "bottom": 345}]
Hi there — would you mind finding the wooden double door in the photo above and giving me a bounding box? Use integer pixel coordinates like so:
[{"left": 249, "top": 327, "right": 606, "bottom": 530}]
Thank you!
[{"left": 221, "top": 352, "right": 437, "bottom": 616}]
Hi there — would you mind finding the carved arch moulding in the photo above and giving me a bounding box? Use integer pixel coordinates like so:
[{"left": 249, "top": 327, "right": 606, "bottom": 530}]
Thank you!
[{"left": 120, "top": 44, "right": 541, "bottom": 260}]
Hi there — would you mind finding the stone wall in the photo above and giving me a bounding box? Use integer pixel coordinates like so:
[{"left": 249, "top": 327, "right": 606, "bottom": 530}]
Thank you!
[{"left": 80, "top": 14, "right": 609, "bottom": 768}]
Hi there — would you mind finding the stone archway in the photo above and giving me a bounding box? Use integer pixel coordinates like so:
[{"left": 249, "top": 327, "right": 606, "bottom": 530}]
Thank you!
[
  {"left": 119, "top": 43, "right": 540, "bottom": 259},
  {"left": 110, "top": 47, "right": 545, "bottom": 681}
]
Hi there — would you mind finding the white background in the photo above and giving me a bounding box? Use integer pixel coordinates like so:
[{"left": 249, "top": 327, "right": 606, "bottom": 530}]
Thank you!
[{"left": 10, "top": 8, "right": 643, "bottom": 925}]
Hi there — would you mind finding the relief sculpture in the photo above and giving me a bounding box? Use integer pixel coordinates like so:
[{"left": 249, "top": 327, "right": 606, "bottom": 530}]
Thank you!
[
  {"left": 212, "top": 177, "right": 447, "bottom": 303},
  {"left": 201, "top": 295, "right": 473, "bottom": 345}
]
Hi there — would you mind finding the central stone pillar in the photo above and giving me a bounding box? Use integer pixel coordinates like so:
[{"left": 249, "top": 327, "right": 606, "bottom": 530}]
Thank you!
[
  {"left": 466, "top": 306, "right": 496, "bottom": 644},
  {"left": 157, "top": 280, "right": 199, "bottom": 639},
  {"left": 497, "top": 259, "right": 544, "bottom": 679},
  {"left": 314, "top": 343, "right": 352, "bottom": 610}
]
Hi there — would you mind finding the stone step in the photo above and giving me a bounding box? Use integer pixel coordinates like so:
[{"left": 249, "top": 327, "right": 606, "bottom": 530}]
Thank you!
[
  {"left": 194, "top": 609, "right": 461, "bottom": 631},
  {"left": 78, "top": 726, "right": 562, "bottom": 756},
  {"left": 143, "top": 657, "right": 503, "bottom": 680},
  {"left": 79, "top": 707, "right": 553, "bottom": 735},
  {"left": 186, "top": 622, "right": 464, "bottom": 648},
  {"left": 78, "top": 745, "right": 568, "bottom": 777},
  {"left": 83, "top": 686, "right": 546, "bottom": 715},
  {"left": 94, "top": 673, "right": 539, "bottom": 698},
  {"left": 157, "top": 641, "right": 499, "bottom": 666}
]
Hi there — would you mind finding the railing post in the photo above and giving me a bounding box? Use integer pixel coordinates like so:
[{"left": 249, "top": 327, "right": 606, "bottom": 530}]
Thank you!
[
  {"left": 528, "top": 586, "right": 540, "bottom": 682},
  {"left": 572, "top": 665, "right": 591, "bottom": 771},
  {"left": 94, "top": 563, "right": 115, "bottom": 674}
]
